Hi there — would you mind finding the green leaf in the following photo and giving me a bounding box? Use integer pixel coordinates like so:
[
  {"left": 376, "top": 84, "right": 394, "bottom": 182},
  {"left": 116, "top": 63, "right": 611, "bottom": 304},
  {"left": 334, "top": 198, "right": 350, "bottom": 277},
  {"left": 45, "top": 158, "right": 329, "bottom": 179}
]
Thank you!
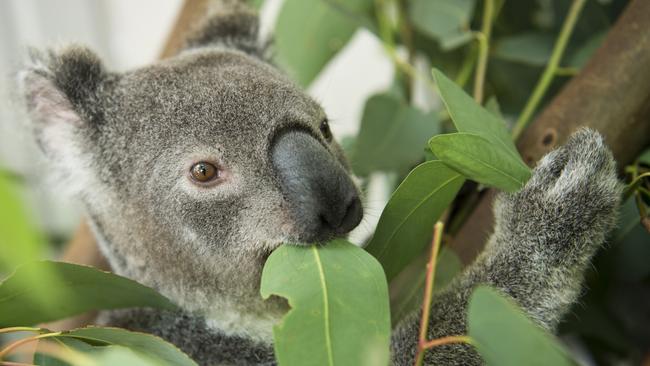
[
  {"left": 274, "top": 0, "right": 372, "bottom": 86},
  {"left": 0, "top": 171, "right": 44, "bottom": 270},
  {"left": 431, "top": 69, "right": 531, "bottom": 189},
  {"left": 0, "top": 172, "right": 52, "bottom": 308},
  {"left": 364, "top": 161, "right": 465, "bottom": 281},
  {"left": 260, "top": 240, "right": 391, "bottom": 366},
  {"left": 351, "top": 94, "right": 439, "bottom": 176},
  {"left": 34, "top": 337, "right": 96, "bottom": 366},
  {"left": 389, "top": 248, "right": 461, "bottom": 326},
  {"left": 92, "top": 346, "right": 164, "bottom": 366},
  {"left": 429, "top": 133, "right": 531, "bottom": 192},
  {"left": 493, "top": 33, "right": 555, "bottom": 66},
  {"left": 637, "top": 148, "right": 650, "bottom": 166},
  {"left": 567, "top": 31, "right": 606, "bottom": 69},
  {"left": 468, "top": 286, "right": 577, "bottom": 366},
  {"left": 484, "top": 97, "right": 504, "bottom": 120},
  {"left": 0, "top": 261, "right": 176, "bottom": 327},
  {"left": 59, "top": 327, "right": 197, "bottom": 366},
  {"left": 247, "top": 0, "right": 265, "bottom": 10},
  {"left": 409, "top": 0, "right": 476, "bottom": 50},
  {"left": 432, "top": 69, "right": 521, "bottom": 159}
]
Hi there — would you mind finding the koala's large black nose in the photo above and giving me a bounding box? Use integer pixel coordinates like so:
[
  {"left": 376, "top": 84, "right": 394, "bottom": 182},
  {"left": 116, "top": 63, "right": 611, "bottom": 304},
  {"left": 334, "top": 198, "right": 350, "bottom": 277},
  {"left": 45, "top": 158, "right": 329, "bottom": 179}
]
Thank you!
[{"left": 271, "top": 131, "right": 363, "bottom": 243}]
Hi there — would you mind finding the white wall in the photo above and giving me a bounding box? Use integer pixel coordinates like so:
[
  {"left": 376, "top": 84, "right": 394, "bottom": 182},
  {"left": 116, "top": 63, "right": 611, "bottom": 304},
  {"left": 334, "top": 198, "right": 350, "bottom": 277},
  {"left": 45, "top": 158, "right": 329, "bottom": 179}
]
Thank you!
[{"left": 0, "top": 0, "right": 392, "bottom": 241}]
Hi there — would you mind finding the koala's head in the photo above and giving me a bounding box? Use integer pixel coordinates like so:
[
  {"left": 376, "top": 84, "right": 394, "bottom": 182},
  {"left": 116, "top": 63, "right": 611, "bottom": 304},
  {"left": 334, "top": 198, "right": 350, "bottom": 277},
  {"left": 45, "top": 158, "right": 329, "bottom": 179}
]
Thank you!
[{"left": 18, "top": 4, "right": 362, "bottom": 335}]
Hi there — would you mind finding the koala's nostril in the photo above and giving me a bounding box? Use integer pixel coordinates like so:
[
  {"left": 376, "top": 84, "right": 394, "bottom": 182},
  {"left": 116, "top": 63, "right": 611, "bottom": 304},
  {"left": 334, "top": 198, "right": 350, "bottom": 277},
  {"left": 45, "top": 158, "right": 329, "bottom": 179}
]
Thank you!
[
  {"left": 319, "top": 195, "right": 363, "bottom": 234},
  {"left": 340, "top": 196, "right": 363, "bottom": 232}
]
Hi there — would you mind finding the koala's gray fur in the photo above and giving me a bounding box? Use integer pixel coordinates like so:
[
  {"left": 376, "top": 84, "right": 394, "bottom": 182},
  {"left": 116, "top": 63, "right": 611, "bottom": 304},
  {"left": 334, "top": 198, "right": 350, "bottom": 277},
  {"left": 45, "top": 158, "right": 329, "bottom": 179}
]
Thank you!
[{"left": 18, "top": 0, "right": 621, "bottom": 365}]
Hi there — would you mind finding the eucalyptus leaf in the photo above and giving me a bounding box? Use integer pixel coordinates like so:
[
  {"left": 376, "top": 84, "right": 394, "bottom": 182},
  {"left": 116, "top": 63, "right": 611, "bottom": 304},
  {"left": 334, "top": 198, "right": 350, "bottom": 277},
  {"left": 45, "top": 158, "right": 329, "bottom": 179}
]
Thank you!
[
  {"left": 431, "top": 69, "right": 530, "bottom": 189},
  {"left": 409, "top": 0, "right": 475, "bottom": 50},
  {"left": 484, "top": 97, "right": 504, "bottom": 120},
  {"left": 364, "top": 161, "right": 465, "bottom": 281},
  {"left": 567, "top": 31, "right": 606, "bottom": 69},
  {"left": 637, "top": 148, "right": 650, "bottom": 166},
  {"left": 468, "top": 286, "right": 577, "bottom": 366},
  {"left": 0, "top": 261, "right": 176, "bottom": 327},
  {"left": 260, "top": 240, "right": 391, "bottom": 366},
  {"left": 0, "top": 172, "right": 44, "bottom": 270},
  {"left": 93, "top": 346, "right": 163, "bottom": 366},
  {"left": 429, "top": 133, "right": 531, "bottom": 192},
  {"left": 0, "top": 172, "right": 52, "bottom": 308},
  {"left": 493, "top": 33, "right": 555, "bottom": 66},
  {"left": 432, "top": 68, "right": 522, "bottom": 162},
  {"left": 351, "top": 94, "right": 438, "bottom": 176},
  {"left": 390, "top": 248, "right": 462, "bottom": 326},
  {"left": 274, "top": 0, "right": 372, "bottom": 86},
  {"left": 59, "top": 327, "right": 197, "bottom": 366}
]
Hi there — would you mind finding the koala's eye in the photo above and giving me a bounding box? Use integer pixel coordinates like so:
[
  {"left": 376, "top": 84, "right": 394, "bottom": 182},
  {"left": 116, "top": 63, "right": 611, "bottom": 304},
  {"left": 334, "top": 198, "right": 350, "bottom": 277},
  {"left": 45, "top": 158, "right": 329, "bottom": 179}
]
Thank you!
[
  {"left": 189, "top": 162, "right": 220, "bottom": 184},
  {"left": 319, "top": 118, "right": 333, "bottom": 142}
]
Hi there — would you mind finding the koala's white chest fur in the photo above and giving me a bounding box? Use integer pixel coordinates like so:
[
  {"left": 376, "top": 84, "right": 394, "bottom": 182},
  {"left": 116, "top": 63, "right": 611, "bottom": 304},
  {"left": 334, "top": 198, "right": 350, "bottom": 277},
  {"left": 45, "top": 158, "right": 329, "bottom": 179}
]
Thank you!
[{"left": 205, "top": 302, "right": 277, "bottom": 343}]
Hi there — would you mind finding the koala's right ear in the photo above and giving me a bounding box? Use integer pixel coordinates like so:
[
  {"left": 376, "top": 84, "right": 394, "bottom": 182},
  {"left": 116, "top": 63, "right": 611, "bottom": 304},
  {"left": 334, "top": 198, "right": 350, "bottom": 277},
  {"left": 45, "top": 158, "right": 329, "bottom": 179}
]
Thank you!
[{"left": 18, "top": 46, "right": 108, "bottom": 157}]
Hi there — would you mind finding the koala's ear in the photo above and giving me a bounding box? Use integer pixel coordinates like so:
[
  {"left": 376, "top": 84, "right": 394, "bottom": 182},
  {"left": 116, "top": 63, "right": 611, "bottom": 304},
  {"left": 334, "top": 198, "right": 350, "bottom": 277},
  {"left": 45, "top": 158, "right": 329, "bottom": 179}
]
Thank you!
[
  {"left": 183, "top": 0, "right": 266, "bottom": 58},
  {"left": 18, "top": 46, "right": 107, "bottom": 156}
]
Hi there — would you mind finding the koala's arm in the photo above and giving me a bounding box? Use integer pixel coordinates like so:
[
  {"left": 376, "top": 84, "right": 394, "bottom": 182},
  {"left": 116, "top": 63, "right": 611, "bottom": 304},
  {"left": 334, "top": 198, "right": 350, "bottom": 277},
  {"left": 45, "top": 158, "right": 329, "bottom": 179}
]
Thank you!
[{"left": 391, "top": 129, "right": 622, "bottom": 365}]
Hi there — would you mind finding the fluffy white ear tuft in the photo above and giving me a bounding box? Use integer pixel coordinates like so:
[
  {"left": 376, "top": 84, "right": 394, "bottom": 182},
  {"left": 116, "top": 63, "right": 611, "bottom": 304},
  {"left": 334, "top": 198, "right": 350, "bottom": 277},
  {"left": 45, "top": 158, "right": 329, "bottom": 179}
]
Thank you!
[
  {"left": 17, "top": 46, "right": 107, "bottom": 157},
  {"left": 18, "top": 69, "right": 83, "bottom": 156}
]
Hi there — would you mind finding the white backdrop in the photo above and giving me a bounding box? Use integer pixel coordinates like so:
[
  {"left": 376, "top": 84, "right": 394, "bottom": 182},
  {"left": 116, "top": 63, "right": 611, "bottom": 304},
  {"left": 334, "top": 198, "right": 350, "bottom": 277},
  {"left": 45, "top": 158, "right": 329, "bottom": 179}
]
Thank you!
[{"left": 0, "top": 0, "right": 393, "bottom": 242}]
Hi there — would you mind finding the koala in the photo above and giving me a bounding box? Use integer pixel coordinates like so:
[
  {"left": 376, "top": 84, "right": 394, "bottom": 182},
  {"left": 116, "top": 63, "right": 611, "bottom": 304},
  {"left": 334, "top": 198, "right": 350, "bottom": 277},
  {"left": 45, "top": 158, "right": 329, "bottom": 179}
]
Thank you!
[{"left": 18, "top": 1, "right": 621, "bottom": 365}]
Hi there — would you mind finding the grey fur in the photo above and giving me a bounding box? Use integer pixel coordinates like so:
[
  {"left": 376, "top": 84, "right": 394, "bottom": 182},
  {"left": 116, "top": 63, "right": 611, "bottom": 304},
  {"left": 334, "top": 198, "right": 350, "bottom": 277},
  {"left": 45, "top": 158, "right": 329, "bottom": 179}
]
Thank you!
[{"left": 18, "top": 1, "right": 621, "bottom": 365}]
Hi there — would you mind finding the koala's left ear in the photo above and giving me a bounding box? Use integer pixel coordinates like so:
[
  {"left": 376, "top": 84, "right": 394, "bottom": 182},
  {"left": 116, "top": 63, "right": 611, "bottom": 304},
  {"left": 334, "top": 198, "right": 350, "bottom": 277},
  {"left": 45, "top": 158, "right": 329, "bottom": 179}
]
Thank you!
[
  {"left": 18, "top": 45, "right": 108, "bottom": 157},
  {"left": 182, "top": 0, "right": 266, "bottom": 58}
]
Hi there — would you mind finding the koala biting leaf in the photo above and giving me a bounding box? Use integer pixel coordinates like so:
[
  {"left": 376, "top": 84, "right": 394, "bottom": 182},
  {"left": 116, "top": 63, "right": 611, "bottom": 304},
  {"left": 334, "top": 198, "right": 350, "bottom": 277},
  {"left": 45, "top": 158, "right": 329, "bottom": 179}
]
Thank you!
[{"left": 18, "top": 1, "right": 621, "bottom": 365}]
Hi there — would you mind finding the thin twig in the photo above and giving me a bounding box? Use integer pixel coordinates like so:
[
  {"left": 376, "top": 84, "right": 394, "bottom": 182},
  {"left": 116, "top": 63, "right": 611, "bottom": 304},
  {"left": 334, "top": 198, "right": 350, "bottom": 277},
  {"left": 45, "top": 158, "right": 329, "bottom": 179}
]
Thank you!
[
  {"left": 421, "top": 335, "right": 473, "bottom": 349},
  {"left": 0, "top": 328, "right": 42, "bottom": 335},
  {"left": 0, "top": 333, "right": 61, "bottom": 360},
  {"left": 473, "top": 0, "right": 495, "bottom": 104},
  {"left": 512, "top": 0, "right": 587, "bottom": 139},
  {"left": 413, "top": 222, "right": 444, "bottom": 366},
  {"left": 1, "top": 361, "right": 37, "bottom": 366}
]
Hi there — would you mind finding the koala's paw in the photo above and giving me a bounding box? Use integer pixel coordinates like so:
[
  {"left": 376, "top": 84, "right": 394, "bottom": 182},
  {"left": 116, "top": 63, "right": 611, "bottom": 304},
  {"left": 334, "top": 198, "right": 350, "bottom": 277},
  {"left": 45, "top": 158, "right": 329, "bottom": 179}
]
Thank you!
[{"left": 495, "top": 128, "right": 622, "bottom": 250}]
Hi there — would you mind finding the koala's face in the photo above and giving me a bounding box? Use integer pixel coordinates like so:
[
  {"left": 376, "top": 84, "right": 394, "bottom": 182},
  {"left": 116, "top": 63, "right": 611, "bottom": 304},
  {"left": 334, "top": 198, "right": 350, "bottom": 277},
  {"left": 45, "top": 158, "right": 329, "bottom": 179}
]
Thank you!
[
  {"left": 99, "top": 50, "right": 361, "bottom": 254},
  {"left": 20, "top": 46, "right": 362, "bottom": 315}
]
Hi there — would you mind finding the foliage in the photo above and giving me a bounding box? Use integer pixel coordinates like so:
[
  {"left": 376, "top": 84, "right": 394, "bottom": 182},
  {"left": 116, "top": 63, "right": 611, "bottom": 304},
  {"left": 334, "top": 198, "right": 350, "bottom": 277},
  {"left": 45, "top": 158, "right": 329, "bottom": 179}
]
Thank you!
[
  {"left": 260, "top": 240, "right": 390, "bottom": 366},
  {"left": 0, "top": 261, "right": 176, "bottom": 327},
  {"left": 1, "top": 0, "right": 645, "bottom": 365},
  {"left": 468, "top": 286, "right": 575, "bottom": 366}
]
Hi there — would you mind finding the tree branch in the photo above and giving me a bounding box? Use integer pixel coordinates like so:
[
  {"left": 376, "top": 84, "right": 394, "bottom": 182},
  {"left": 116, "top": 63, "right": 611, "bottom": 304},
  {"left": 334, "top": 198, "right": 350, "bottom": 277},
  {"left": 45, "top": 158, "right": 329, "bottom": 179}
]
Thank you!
[{"left": 451, "top": 0, "right": 650, "bottom": 264}]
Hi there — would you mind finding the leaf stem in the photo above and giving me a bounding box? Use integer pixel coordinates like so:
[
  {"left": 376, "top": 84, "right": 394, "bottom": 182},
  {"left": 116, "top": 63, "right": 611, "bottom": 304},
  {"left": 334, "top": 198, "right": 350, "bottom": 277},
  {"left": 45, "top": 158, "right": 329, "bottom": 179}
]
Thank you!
[
  {"left": 1, "top": 361, "right": 37, "bottom": 366},
  {"left": 473, "top": 0, "right": 495, "bottom": 104},
  {"left": 0, "top": 328, "right": 43, "bottom": 335},
  {"left": 0, "top": 332, "right": 61, "bottom": 360},
  {"left": 623, "top": 172, "right": 650, "bottom": 201},
  {"left": 422, "top": 335, "right": 473, "bottom": 349},
  {"left": 511, "top": 0, "right": 587, "bottom": 139},
  {"left": 414, "top": 222, "right": 444, "bottom": 366}
]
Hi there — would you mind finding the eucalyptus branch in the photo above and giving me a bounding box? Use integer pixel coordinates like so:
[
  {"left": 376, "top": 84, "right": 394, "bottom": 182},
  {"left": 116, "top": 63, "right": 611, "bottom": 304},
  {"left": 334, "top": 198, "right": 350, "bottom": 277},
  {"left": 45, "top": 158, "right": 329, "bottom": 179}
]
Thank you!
[
  {"left": 512, "top": 0, "right": 587, "bottom": 139},
  {"left": 414, "top": 222, "right": 444, "bottom": 366},
  {"left": 422, "top": 335, "right": 473, "bottom": 349},
  {"left": 473, "top": 0, "right": 495, "bottom": 104}
]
